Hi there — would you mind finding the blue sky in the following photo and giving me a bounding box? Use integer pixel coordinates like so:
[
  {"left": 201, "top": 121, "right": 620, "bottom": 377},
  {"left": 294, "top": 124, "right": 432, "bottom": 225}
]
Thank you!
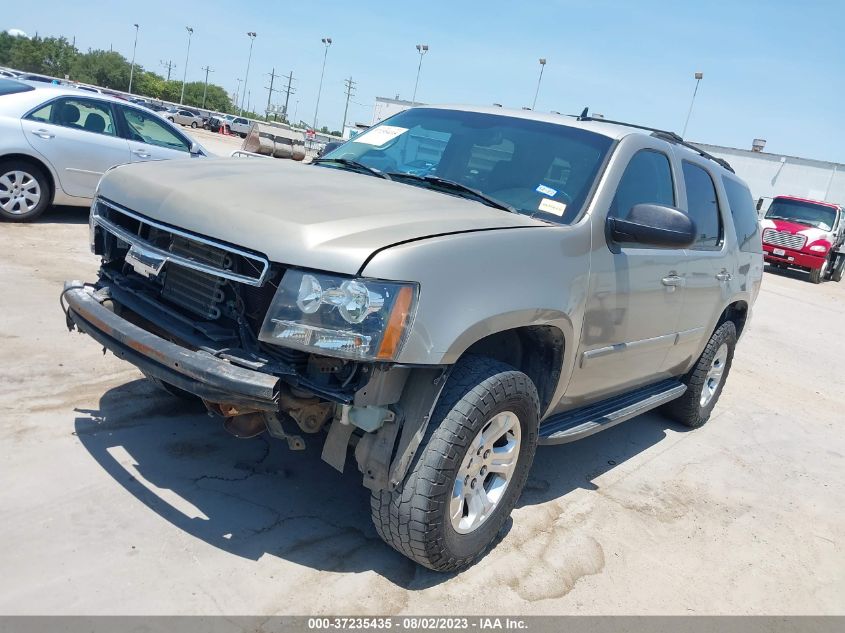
[{"left": 6, "top": 0, "right": 845, "bottom": 162}]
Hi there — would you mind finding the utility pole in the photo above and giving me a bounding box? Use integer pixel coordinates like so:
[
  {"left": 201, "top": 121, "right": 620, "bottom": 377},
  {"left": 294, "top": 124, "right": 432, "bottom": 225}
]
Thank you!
[
  {"left": 281, "top": 70, "right": 296, "bottom": 120},
  {"left": 233, "top": 78, "right": 242, "bottom": 110},
  {"left": 341, "top": 76, "right": 356, "bottom": 136},
  {"left": 265, "top": 67, "right": 280, "bottom": 117},
  {"left": 160, "top": 60, "right": 176, "bottom": 82},
  {"left": 201, "top": 65, "right": 213, "bottom": 108}
]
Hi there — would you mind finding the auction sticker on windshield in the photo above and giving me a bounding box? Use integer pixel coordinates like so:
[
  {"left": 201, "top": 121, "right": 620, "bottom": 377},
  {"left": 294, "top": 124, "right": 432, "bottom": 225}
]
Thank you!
[
  {"left": 353, "top": 125, "right": 408, "bottom": 146},
  {"left": 538, "top": 198, "right": 566, "bottom": 216}
]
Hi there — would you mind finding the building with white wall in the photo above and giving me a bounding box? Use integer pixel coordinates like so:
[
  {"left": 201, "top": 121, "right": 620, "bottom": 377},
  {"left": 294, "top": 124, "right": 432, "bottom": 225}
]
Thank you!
[{"left": 693, "top": 143, "right": 844, "bottom": 211}]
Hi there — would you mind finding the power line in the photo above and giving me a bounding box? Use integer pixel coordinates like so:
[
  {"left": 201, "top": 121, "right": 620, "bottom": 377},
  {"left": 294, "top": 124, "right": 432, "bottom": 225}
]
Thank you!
[{"left": 341, "top": 76, "right": 357, "bottom": 134}]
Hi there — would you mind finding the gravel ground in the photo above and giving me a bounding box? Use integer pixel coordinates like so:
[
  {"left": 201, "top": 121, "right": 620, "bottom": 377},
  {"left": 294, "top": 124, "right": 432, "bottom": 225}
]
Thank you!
[{"left": 0, "top": 207, "right": 842, "bottom": 615}]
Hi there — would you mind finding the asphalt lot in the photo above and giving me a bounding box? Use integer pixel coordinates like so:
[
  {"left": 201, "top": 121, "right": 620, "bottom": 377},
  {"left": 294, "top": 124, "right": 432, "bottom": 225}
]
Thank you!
[{"left": 0, "top": 206, "right": 843, "bottom": 615}]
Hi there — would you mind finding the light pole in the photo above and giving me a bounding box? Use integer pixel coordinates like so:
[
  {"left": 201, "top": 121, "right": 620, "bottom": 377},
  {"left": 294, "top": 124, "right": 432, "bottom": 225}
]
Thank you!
[
  {"left": 531, "top": 58, "right": 546, "bottom": 110},
  {"left": 411, "top": 43, "right": 429, "bottom": 105},
  {"left": 312, "top": 37, "right": 332, "bottom": 131},
  {"left": 128, "top": 24, "right": 139, "bottom": 95},
  {"left": 681, "top": 71, "right": 704, "bottom": 138},
  {"left": 240, "top": 32, "right": 256, "bottom": 115},
  {"left": 179, "top": 26, "right": 193, "bottom": 105}
]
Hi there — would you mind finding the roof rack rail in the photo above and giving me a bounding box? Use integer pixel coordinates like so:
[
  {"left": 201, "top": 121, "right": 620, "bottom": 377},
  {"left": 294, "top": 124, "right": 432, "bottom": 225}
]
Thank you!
[{"left": 577, "top": 112, "right": 735, "bottom": 174}]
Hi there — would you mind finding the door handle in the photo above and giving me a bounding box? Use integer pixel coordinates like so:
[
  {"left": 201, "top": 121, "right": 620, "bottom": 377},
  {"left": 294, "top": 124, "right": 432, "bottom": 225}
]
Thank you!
[
  {"left": 31, "top": 129, "right": 55, "bottom": 139},
  {"left": 716, "top": 271, "right": 732, "bottom": 282},
  {"left": 133, "top": 149, "right": 151, "bottom": 159},
  {"left": 661, "top": 274, "right": 685, "bottom": 287}
]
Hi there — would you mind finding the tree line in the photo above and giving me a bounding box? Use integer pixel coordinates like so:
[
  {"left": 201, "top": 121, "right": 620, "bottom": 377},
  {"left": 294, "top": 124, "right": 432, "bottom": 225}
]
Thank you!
[{"left": 0, "top": 32, "right": 235, "bottom": 113}]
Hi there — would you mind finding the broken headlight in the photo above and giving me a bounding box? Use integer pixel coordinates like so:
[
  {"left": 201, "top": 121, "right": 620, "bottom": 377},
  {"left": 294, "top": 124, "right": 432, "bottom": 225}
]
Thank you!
[{"left": 258, "top": 270, "right": 419, "bottom": 361}]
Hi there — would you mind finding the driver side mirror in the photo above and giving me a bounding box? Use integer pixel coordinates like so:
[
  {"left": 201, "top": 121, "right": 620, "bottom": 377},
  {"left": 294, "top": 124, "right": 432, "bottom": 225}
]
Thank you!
[
  {"left": 607, "top": 203, "right": 696, "bottom": 248},
  {"left": 189, "top": 141, "right": 203, "bottom": 156}
]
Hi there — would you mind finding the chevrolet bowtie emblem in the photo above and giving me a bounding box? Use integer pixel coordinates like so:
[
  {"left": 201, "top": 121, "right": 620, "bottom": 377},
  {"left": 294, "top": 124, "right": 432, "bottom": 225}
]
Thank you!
[{"left": 125, "top": 245, "right": 167, "bottom": 279}]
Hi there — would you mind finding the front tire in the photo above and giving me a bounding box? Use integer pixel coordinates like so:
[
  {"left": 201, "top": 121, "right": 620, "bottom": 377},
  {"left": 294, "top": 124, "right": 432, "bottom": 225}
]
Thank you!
[
  {"left": 809, "top": 260, "right": 828, "bottom": 284},
  {"left": 191, "top": 121, "right": 198, "bottom": 128},
  {"left": 0, "top": 160, "right": 50, "bottom": 222},
  {"left": 371, "top": 356, "right": 539, "bottom": 572},
  {"left": 664, "top": 321, "right": 736, "bottom": 428}
]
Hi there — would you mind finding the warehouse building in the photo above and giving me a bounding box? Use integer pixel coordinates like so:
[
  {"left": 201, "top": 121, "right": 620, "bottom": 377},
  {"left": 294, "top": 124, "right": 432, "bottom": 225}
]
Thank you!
[{"left": 694, "top": 141, "right": 845, "bottom": 211}]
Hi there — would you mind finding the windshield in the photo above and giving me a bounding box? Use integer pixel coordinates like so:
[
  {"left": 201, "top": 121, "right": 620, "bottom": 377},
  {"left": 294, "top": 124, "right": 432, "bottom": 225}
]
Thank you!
[
  {"left": 319, "top": 108, "right": 614, "bottom": 223},
  {"left": 766, "top": 198, "right": 838, "bottom": 231}
]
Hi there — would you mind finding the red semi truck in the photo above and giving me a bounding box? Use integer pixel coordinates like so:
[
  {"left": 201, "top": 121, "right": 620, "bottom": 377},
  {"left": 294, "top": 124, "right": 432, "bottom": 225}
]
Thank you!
[{"left": 761, "top": 195, "right": 845, "bottom": 284}]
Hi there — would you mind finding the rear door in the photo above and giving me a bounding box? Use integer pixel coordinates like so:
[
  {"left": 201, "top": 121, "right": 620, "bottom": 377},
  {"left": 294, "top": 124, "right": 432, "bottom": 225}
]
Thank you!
[
  {"left": 663, "top": 158, "right": 731, "bottom": 372},
  {"left": 21, "top": 96, "right": 130, "bottom": 198},
  {"left": 116, "top": 105, "right": 195, "bottom": 162}
]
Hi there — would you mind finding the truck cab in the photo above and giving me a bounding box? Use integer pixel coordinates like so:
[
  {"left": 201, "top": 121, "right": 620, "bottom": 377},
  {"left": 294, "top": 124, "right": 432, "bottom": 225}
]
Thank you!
[{"left": 761, "top": 195, "right": 845, "bottom": 283}]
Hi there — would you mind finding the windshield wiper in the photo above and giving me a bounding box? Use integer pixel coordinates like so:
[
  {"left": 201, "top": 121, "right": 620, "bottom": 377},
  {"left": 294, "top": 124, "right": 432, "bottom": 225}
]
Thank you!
[
  {"left": 313, "top": 158, "right": 392, "bottom": 180},
  {"left": 386, "top": 173, "right": 517, "bottom": 214}
]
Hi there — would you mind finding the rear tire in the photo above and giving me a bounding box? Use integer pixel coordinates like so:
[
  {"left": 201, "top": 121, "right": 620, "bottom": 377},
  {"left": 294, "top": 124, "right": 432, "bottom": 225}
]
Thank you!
[
  {"left": 0, "top": 160, "right": 50, "bottom": 222},
  {"left": 831, "top": 254, "right": 845, "bottom": 283},
  {"left": 664, "top": 321, "right": 736, "bottom": 429},
  {"left": 371, "top": 355, "right": 539, "bottom": 571}
]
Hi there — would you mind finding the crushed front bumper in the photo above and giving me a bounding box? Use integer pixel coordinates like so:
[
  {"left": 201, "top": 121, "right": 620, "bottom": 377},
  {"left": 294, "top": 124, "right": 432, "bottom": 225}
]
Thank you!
[{"left": 62, "top": 281, "right": 280, "bottom": 410}]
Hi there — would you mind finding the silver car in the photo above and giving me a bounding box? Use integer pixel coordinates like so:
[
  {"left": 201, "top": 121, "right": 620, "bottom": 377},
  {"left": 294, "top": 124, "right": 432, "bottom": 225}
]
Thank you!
[
  {"left": 166, "top": 109, "right": 204, "bottom": 128},
  {"left": 0, "top": 79, "right": 207, "bottom": 221},
  {"left": 64, "top": 105, "right": 764, "bottom": 571}
]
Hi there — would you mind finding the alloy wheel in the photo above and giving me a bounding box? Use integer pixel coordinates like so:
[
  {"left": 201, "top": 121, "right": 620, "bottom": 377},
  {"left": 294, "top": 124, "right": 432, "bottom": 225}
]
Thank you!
[
  {"left": 450, "top": 411, "right": 521, "bottom": 534},
  {"left": 0, "top": 170, "right": 41, "bottom": 215},
  {"left": 700, "top": 343, "right": 729, "bottom": 407}
]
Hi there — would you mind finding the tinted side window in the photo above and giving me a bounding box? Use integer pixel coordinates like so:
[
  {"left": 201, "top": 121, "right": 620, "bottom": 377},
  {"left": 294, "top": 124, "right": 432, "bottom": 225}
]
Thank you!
[
  {"left": 722, "top": 176, "right": 763, "bottom": 253},
  {"left": 682, "top": 162, "right": 722, "bottom": 248},
  {"left": 120, "top": 107, "right": 190, "bottom": 152},
  {"left": 49, "top": 98, "right": 117, "bottom": 136},
  {"left": 27, "top": 102, "right": 52, "bottom": 122},
  {"left": 610, "top": 150, "right": 674, "bottom": 218}
]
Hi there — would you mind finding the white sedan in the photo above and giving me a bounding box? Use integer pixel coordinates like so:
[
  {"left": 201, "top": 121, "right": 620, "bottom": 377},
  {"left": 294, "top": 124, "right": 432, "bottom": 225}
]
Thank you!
[{"left": 0, "top": 79, "right": 207, "bottom": 222}]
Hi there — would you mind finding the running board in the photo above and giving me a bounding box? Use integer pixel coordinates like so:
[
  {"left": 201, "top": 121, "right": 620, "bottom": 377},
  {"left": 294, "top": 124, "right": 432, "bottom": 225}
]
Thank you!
[{"left": 538, "top": 379, "right": 686, "bottom": 445}]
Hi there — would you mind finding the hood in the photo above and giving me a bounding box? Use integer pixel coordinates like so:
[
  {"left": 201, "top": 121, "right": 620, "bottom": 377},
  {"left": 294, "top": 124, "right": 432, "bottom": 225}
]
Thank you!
[
  {"left": 761, "top": 218, "right": 832, "bottom": 246},
  {"left": 97, "top": 158, "right": 543, "bottom": 274}
]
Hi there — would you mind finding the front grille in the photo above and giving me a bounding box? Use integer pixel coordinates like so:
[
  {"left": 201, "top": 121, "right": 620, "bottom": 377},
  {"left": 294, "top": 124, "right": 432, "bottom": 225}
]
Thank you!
[
  {"left": 763, "top": 228, "right": 806, "bottom": 250},
  {"left": 93, "top": 197, "right": 275, "bottom": 324},
  {"left": 93, "top": 198, "right": 269, "bottom": 286},
  {"left": 161, "top": 236, "right": 230, "bottom": 319}
]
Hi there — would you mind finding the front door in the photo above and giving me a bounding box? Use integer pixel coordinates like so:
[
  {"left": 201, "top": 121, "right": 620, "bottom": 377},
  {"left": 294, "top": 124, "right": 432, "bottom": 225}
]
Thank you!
[
  {"left": 22, "top": 96, "right": 130, "bottom": 199},
  {"left": 117, "top": 105, "right": 194, "bottom": 163},
  {"left": 564, "top": 145, "right": 686, "bottom": 406}
]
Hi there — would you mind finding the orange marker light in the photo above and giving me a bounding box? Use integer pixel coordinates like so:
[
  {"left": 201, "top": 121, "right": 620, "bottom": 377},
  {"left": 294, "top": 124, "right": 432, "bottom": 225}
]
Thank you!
[{"left": 377, "top": 286, "right": 415, "bottom": 360}]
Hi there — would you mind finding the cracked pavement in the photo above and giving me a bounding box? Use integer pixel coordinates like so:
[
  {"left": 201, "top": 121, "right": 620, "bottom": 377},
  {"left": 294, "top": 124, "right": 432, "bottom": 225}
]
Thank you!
[{"left": 0, "top": 208, "right": 843, "bottom": 615}]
